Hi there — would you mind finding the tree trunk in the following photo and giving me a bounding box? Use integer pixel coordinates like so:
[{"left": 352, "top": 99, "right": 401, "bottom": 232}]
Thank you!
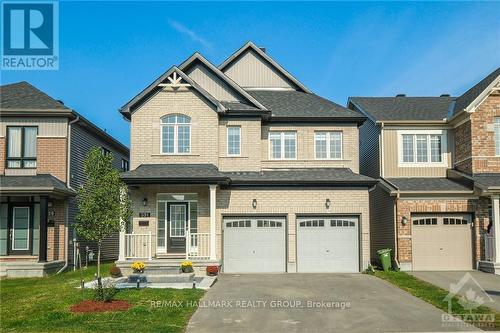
[{"left": 97, "top": 240, "right": 101, "bottom": 279}]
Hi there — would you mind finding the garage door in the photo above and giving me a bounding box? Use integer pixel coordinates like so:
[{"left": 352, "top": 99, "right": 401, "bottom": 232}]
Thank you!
[
  {"left": 297, "top": 217, "right": 359, "bottom": 273},
  {"left": 412, "top": 214, "right": 473, "bottom": 271},
  {"left": 223, "top": 217, "right": 286, "bottom": 273}
]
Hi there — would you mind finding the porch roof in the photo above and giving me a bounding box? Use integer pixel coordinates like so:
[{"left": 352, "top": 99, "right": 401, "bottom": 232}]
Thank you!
[
  {"left": 121, "top": 164, "right": 230, "bottom": 185},
  {"left": 473, "top": 173, "right": 500, "bottom": 191},
  {"left": 384, "top": 177, "right": 473, "bottom": 193},
  {"left": 122, "top": 164, "right": 377, "bottom": 187},
  {"left": 0, "top": 174, "right": 75, "bottom": 196}
]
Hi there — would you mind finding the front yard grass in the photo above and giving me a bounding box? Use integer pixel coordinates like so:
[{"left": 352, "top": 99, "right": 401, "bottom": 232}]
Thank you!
[
  {"left": 375, "top": 270, "right": 500, "bottom": 330},
  {"left": 0, "top": 262, "right": 205, "bottom": 333}
]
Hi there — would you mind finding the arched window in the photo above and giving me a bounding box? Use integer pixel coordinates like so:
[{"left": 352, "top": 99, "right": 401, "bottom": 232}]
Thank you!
[{"left": 161, "top": 114, "right": 191, "bottom": 154}]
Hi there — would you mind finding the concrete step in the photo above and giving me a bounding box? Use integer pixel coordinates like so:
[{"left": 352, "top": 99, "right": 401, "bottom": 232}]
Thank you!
[
  {"left": 145, "top": 266, "right": 181, "bottom": 275},
  {"left": 146, "top": 272, "right": 195, "bottom": 283}
]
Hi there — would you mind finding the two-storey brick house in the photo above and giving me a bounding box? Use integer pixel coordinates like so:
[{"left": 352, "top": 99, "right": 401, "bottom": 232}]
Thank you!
[
  {"left": 117, "top": 42, "right": 376, "bottom": 274},
  {"left": 350, "top": 67, "right": 500, "bottom": 274},
  {"left": 0, "top": 82, "right": 129, "bottom": 277}
]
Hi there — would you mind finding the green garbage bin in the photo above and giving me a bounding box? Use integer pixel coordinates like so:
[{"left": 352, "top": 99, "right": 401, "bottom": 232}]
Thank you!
[{"left": 377, "top": 248, "right": 392, "bottom": 271}]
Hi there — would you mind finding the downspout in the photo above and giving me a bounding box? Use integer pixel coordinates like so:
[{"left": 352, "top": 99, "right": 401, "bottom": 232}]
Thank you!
[
  {"left": 379, "top": 122, "right": 385, "bottom": 178},
  {"left": 393, "top": 191, "right": 400, "bottom": 269},
  {"left": 56, "top": 115, "right": 79, "bottom": 274}
]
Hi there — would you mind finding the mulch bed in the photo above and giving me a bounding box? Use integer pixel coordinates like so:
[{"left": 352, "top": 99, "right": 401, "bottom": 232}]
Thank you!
[{"left": 70, "top": 300, "right": 131, "bottom": 313}]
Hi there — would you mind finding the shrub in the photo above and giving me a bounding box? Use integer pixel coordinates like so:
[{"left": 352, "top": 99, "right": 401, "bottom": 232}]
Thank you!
[
  {"left": 109, "top": 265, "right": 122, "bottom": 278},
  {"left": 180, "top": 261, "right": 194, "bottom": 273},
  {"left": 363, "top": 264, "right": 375, "bottom": 275},
  {"left": 206, "top": 265, "right": 219, "bottom": 276},
  {"left": 93, "top": 280, "right": 118, "bottom": 302}
]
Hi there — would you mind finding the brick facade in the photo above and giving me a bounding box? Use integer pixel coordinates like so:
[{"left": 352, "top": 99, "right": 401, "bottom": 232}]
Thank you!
[
  {"left": 47, "top": 199, "right": 66, "bottom": 261},
  {"left": 37, "top": 138, "right": 67, "bottom": 182}
]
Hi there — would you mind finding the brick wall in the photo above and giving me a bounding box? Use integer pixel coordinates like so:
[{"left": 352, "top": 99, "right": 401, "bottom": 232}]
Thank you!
[
  {"left": 454, "top": 121, "right": 472, "bottom": 174},
  {"left": 0, "top": 137, "right": 5, "bottom": 175},
  {"left": 37, "top": 138, "right": 67, "bottom": 182},
  {"left": 47, "top": 199, "right": 66, "bottom": 261},
  {"left": 395, "top": 198, "right": 490, "bottom": 266}
]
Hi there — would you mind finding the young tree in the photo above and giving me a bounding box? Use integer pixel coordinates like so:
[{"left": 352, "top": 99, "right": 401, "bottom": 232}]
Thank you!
[{"left": 76, "top": 147, "right": 132, "bottom": 280}]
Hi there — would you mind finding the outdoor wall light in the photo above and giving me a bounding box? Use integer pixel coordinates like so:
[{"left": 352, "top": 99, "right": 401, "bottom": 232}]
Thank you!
[
  {"left": 252, "top": 199, "right": 257, "bottom": 209},
  {"left": 401, "top": 216, "right": 408, "bottom": 225},
  {"left": 142, "top": 197, "right": 148, "bottom": 207},
  {"left": 325, "top": 198, "right": 331, "bottom": 209}
]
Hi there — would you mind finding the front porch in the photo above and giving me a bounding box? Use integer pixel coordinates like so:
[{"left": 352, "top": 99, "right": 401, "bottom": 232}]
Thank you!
[{"left": 479, "top": 195, "right": 500, "bottom": 274}]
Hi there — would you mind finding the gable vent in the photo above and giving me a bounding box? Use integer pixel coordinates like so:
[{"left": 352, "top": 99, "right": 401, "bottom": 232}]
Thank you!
[{"left": 396, "top": 94, "right": 406, "bottom": 97}]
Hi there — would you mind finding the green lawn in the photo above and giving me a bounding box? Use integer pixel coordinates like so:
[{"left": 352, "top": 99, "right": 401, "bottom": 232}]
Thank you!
[
  {"left": 375, "top": 270, "right": 500, "bottom": 330},
  {"left": 0, "top": 262, "right": 205, "bottom": 333}
]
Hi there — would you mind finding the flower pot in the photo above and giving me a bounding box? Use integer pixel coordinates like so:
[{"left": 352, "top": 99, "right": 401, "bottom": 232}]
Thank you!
[{"left": 181, "top": 267, "right": 194, "bottom": 273}]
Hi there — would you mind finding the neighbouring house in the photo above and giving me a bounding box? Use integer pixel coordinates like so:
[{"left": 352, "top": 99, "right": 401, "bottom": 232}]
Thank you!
[
  {"left": 349, "top": 67, "right": 500, "bottom": 274},
  {"left": 0, "top": 82, "right": 129, "bottom": 277},
  {"left": 117, "top": 42, "right": 377, "bottom": 274}
]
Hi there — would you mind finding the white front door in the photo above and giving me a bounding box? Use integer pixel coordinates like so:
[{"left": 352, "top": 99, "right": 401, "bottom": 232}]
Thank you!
[
  {"left": 296, "top": 216, "right": 359, "bottom": 273},
  {"left": 223, "top": 217, "right": 286, "bottom": 273}
]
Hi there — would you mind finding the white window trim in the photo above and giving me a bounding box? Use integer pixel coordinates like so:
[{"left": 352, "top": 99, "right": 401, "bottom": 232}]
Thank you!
[
  {"left": 160, "top": 115, "right": 191, "bottom": 155},
  {"left": 397, "top": 129, "right": 448, "bottom": 167},
  {"left": 226, "top": 126, "right": 241, "bottom": 157},
  {"left": 314, "top": 131, "right": 343, "bottom": 160},
  {"left": 268, "top": 131, "right": 297, "bottom": 160},
  {"left": 169, "top": 204, "right": 187, "bottom": 238}
]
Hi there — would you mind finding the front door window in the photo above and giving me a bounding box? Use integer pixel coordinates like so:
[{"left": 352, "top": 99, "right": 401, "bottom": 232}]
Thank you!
[
  {"left": 170, "top": 204, "right": 186, "bottom": 237},
  {"left": 12, "top": 207, "right": 30, "bottom": 251}
]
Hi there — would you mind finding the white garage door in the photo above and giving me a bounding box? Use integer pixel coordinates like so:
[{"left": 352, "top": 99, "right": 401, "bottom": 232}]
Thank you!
[
  {"left": 297, "top": 217, "right": 359, "bottom": 273},
  {"left": 223, "top": 217, "right": 286, "bottom": 273},
  {"left": 412, "top": 214, "right": 473, "bottom": 271}
]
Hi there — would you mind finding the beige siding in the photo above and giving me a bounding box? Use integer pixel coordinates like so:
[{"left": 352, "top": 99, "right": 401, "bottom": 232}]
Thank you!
[
  {"left": 382, "top": 127, "right": 453, "bottom": 177},
  {"left": 130, "top": 88, "right": 219, "bottom": 169},
  {"left": 223, "top": 49, "right": 295, "bottom": 89},
  {"left": 369, "top": 185, "right": 395, "bottom": 263},
  {"left": 261, "top": 124, "right": 360, "bottom": 172},
  {"left": 218, "top": 118, "right": 261, "bottom": 171},
  {"left": 186, "top": 64, "right": 242, "bottom": 102},
  {"left": 359, "top": 119, "right": 381, "bottom": 178},
  {"left": 0, "top": 117, "right": 67, "bottom": 137}
]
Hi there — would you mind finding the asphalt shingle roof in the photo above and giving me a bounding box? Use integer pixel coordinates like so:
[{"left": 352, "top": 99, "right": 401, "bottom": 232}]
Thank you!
[
  {"left": 226, "top": 168, "right": 376, "bottom": 185},
  {"left": 386, "top": 177, "right": 473, "bottom": 192},
  {"left": 248, "top": 90, "right": 365, "bottom": 121},
  {"left": 122, "top": 164, "right": 376, "bottom": 186},
  {"left": 0, "top": 174, "right": 74, "bottom": 194},
  {"left": 453, "top": 67, "right": 500, "bottom": 115},
  {"left": 350, "top": 96, "right": 453, "bottom": 121},
  {"left": 0, "top": 82, "right": 70, "bottom": 110},
  {"left": 472, "top": 173, "right": 500, "bottom": 190},
  {"left": 220, "top": 101, "right": 262, "bottom": 111}
]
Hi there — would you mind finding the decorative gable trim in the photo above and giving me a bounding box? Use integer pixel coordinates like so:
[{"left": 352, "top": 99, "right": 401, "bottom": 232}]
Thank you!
[
  {"left": 179, "top": 52, "right": 267, "bottom": 110},
  {"left": 120, "top": 66, "right": 225, "bottom": 119},
  {"left": 218, "top": 41, "right": 312, "bottom": 93}
]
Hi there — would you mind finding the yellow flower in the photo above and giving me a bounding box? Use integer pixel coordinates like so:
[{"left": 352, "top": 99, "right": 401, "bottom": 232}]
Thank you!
[
  {"left": 181, "top": 261, "right": 193, "bottom": 268},
  {"left": 131, "top": 261, "right": 146, "bottom": 271}
]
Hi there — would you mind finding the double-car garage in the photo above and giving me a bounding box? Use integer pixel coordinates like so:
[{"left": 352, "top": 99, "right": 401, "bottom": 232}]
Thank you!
[{"left": 223, "top": 216, "right": 360, "bottom": 273}]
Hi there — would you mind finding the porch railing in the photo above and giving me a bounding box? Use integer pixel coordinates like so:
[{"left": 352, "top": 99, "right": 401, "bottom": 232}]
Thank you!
[
  {"left": 187, "top": 233, "right": 210, "bottom": 260},
  {"left": 484, "top": 234, "right": 494, "bottom": 262},
  {"left": 125, "top": 232, "right": 152, "bottom": 260}
]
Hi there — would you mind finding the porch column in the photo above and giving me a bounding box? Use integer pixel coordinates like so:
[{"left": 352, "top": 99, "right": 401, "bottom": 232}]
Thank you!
[
  {"left": 209, "top": 185, "right": 217, "bottom": 260},
  {"left": 492, "top": 195, "right": 500, "bottom": 263},
  {"left": 38, "top": 196, "right": 48, "bottom": 262}
]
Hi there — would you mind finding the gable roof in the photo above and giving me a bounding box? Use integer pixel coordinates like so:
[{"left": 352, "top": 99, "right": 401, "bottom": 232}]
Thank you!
[
  {"left": 349, "top": 96, "right": 452, "bottom": 122},
  {"left": 179, "top": 52, "right": 267, "bottom": 110},
  {"left": 453, "top": 67, "right": 500, "bottom": 116},
  {"left": 119, "top": 66, "right": 226, "bottom": 119},
  {"left": 0, "top": 81, "right": 71, "bottom": 111},
  {"left": 250, "top": 90, "right": 365, "bottom": 122},
  {"left": 218, "top": 41, "right": 312, "bottom": 93}
]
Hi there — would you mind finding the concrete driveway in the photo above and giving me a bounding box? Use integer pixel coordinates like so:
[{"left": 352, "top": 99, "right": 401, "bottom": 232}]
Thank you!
[
  {"left": 410, "top": 271, "right": 500, "bottom": 312},
  {"left": 187, "top": 274, "right": 476, "bottom": 332}
]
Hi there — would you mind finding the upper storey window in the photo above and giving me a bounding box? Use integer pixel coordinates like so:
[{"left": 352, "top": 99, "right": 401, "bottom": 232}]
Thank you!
[
  {"left": 7, "top": 126, "right": 38, "bottom": 168},
  {"left": 227, "top": 126, "right": 241, "bottom": 156},
  {"left": 161, "top": 115, "right": 191, "bottom": 154},
  {"left": 315, "top": 131, "right": 342, "bottom": 160},
  {"left": 398, "top": 130, "right": 446, "bottom": 166},
  {"left": 269, "top": 131, "right": 296, "bottom": 160},
  {"left": 495, "top": 117, "right": 500, "bottom": 156}
]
